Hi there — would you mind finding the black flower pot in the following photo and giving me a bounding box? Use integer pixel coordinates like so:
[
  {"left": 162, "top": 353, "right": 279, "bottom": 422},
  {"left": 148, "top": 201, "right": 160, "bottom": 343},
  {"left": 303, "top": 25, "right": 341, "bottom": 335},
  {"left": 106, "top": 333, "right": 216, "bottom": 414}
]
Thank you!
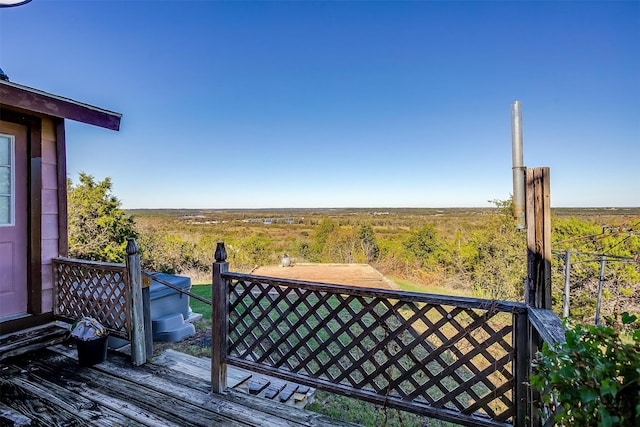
[{"left": 76, "top": 335, "right": 108, "bottom": 366}]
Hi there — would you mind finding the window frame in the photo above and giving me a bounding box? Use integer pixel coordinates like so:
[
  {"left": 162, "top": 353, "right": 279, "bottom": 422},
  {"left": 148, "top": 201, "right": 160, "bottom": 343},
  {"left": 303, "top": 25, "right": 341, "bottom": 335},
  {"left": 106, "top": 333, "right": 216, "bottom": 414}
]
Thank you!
[{"left": 0, "top": 132, "right": 15, "bottom": 227}]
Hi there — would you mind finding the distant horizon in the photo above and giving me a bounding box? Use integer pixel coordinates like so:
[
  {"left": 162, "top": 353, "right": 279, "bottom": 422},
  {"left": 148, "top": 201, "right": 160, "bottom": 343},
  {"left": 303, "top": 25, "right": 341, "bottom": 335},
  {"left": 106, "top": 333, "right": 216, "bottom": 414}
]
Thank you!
[{"left": 124, "top": 206, "right": 640, "bottom": 211}]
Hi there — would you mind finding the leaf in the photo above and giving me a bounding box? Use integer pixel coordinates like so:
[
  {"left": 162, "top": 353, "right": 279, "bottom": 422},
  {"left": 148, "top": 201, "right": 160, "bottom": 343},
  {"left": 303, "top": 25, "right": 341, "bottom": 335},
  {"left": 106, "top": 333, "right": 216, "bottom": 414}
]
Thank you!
[
  {"left": 600, "top": 379, "right": 617, "bottom": 398},
  {"left": 598, "top": 407, "right": 619, "bottom": 427},
  {"left": 621, "top": 312, "right": 637, "bottom": 325},
  {"left": 580, "top": 387, "right": 598, "bottom": 403}
]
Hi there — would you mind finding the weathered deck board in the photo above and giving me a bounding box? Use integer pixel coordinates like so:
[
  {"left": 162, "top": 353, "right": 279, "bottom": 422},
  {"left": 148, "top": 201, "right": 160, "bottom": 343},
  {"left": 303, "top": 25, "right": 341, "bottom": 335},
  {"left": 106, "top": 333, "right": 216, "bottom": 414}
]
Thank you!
[
  {"left": 1, "top": 365, "right": 143, "bottom": 427},
  {"left": 265, "top": 380, "right": 287, "bottom": 399},
  {"left": 154, "top": 348, "right": 315, "bottom": 408},
  {"left": 16, "top": 351, "right": 238, "bottom": 427},
  {"left": 280, "top": 383, "right": 300, "bottom": 402},
  {"left": 249, "top": 377, "right": 271, "bottom": 395},
  {"left": 0, "top": 323, "right": 69, "bottom": 361},
  {"left": 0, "top": 372, "right": 104, "bottom": 427},
  {"left": 0, "top": 400, "right": 31, "bottom": 427},
  {"left": 0, "top": 344, "right": 358, "bottom": 427},
  {"left": 154, "top": 348, "right": 252, "bottom": 388},
  {"left": 49, "top": 347, "right": 305, "bottom": 427}
]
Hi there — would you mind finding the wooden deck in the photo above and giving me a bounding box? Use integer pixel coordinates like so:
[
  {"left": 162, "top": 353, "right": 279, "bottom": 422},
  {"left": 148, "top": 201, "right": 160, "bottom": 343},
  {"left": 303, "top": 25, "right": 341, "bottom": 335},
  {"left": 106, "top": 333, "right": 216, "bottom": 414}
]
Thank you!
[
  {"left": 0, "top": 322, "right": 69, "bottom": 362},
  {"left": 152, "top": 349, "right": 315, "bottom": 410},
  {"left": 0, "top": 342, "right": 358, "bottom": 427}
]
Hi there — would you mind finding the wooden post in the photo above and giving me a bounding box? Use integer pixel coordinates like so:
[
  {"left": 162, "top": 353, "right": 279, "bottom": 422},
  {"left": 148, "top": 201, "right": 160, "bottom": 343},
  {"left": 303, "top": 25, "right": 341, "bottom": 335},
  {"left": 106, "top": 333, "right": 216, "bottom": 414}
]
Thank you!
[
  {"left": 211, "top": 242, "right": 229, "bottom": 394},
  {"left": 514, "top": 311, "right": 529, "bottom": 426},
  {"left": 126, "top": 238, "right": 146, "bottom": 366},
  {"left": 142, "top": 276, "right": 153, "bottom": 359},
  {"left": 525, "top": 167, "right": 552, "bottom": 426},
  {"left": 525, "top": 167, "right": 552, "bottom": 309}
]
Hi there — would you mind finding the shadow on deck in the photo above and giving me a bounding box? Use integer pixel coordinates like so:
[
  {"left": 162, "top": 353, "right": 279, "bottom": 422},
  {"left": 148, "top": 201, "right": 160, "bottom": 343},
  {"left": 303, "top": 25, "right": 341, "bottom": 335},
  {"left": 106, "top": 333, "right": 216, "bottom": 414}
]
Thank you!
[{"left": 0, "top": 341, "right": 358, "bottom": 427}]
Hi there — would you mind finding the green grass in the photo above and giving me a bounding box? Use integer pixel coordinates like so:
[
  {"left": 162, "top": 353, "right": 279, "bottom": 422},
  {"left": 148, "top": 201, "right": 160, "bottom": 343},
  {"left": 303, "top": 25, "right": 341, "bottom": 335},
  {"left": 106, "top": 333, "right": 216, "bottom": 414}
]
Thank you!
[
  {"left": 190, "top": 284, "right": 212, "bottom": 320},
  {"left": 388, "top": 276, "right": 471, "bottom": 297},
  {"left": 190, "top": 275, "right": 470, "bottom": 322},
  {"left": 306, "top": 390, "right": 461, "bottom": 427}
]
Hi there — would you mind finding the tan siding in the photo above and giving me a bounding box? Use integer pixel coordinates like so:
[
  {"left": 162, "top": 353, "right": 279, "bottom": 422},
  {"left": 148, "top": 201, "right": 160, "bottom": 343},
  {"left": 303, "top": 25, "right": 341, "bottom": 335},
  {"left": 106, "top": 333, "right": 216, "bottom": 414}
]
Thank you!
[
  {"left": 40, "top": 118, "right": 58, "bottom": 313},
  {"left": 42, "top": 163, "right": 57, "bottom": 190},
  {"left": 41, "top": 288, "right": 53, "bottom": 314},
  {"left": 42, "top": 188, "right": 58, "bottom": 214},
  {"left": 41, "top": 238, "right": 57, "bottom": 313},
  {"left": 41, "top": 264, "right": 53, "bottom": 292},
  {"left": 41, "top": 233, "right": 59, "bottom": 261},
  {"left": 41, "top": 118, "right": 56, "bottom": 143},
  {"left": 41, "top": 214, "right": 59, "bottom": 239},
  {"left": 42, "top": 141, "right": 56, "bottom": 164}
]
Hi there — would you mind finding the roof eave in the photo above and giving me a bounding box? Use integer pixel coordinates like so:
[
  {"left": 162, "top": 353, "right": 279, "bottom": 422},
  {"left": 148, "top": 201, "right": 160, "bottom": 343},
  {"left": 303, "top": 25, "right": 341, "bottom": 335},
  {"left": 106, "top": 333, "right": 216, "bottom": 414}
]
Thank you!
[{"left": 0, "top": 80, "right": 122, "bottom": 131}]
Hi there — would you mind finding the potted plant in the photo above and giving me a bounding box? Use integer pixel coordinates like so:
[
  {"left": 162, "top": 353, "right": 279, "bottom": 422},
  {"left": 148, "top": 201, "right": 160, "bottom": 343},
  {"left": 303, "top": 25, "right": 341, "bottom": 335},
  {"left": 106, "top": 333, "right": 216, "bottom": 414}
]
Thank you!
[{"left": 70, "top": 317, "right": 109, "bottom": 366}]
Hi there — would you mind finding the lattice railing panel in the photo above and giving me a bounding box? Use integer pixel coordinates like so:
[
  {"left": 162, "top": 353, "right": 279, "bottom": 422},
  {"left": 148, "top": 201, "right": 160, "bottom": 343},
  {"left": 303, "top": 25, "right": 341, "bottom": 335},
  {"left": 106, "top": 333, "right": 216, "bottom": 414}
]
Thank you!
[
  {"left": 224, "top": 273, "right": 527, "bottom": 426},
  {"left": 53, "top": 258, "right": 131, "bottom": 339}
]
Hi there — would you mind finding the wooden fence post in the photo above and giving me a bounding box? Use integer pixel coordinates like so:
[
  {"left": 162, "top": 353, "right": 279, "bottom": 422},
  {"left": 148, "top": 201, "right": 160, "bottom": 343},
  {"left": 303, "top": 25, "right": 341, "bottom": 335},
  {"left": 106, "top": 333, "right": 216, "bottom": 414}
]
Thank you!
[
  {"left": 211, "top": 242, "right": 229, "bottom": 394},
  {"left": 525, "top": 167, "right": 552, "bottom": 309},
  {"left": 514, "top": 310, "right": 530, "bottom": 427},
  {"left": 126, "top": 238, "right": 146, "bottom": 366},
  {"left": 524, "top": 167, "right": 552, "bottom": 426},
  {"left": 142, "top": 274, "right": 153, "bottom": 358}
]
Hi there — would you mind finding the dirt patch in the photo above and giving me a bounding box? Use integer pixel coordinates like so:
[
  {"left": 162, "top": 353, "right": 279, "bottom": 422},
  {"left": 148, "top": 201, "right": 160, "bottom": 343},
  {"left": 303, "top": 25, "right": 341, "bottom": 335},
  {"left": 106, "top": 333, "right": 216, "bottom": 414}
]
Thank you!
[{"left": 252, "top": 263, "right": 399, "bottom": 290}]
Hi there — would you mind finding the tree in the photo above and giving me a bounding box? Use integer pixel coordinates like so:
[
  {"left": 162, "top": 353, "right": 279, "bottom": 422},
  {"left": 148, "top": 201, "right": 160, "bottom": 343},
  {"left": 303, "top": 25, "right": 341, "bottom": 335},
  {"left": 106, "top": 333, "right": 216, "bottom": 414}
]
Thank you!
[
  {"left": 464, "top": 198, "right": 526, "bottom": 301},
  {"left": 358, "top": 223, "right": 380, "bottom": 263},
  {"left": 403, "top": 224, "right": 440, "bottom": 266},
  {"left": 308, "top": 218, "right": 337, "bottom": 262},
  {"left": 322, "top": 227, "right": 359, "bottom": 263},
  {"left": 68, "top": 172, "right": 136, "bottom": 263}
]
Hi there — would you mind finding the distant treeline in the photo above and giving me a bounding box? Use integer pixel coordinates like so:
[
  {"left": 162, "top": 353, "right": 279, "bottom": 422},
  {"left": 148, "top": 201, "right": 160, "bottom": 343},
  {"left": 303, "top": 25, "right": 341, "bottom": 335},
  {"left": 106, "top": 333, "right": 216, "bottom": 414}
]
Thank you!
[{"left": 129, "top": 202, "right": 639, "bottom": 326}]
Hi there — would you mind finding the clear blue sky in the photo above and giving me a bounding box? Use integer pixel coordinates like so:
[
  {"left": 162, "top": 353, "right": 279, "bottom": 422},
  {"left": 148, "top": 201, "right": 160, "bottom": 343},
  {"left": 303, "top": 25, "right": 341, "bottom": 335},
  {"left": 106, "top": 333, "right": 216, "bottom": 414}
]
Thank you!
[{"left": 1, "top": 1, "right": 638, "bottom": 209}]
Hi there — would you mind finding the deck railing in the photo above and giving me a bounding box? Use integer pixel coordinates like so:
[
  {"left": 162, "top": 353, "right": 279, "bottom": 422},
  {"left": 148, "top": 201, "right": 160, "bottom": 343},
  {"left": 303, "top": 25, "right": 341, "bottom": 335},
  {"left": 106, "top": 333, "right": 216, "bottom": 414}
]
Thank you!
[
  {"left": 53, "top": 257, "right": 131, "bottom": 339},
  {"left": 211, "top": 243, "right": 531, "bottom": 427},
  {"left": 52, "top": 240, "right": 565, "bottom": 426},
  {"left": 52, "top": 238, "right": 148, "bottom": 365}
]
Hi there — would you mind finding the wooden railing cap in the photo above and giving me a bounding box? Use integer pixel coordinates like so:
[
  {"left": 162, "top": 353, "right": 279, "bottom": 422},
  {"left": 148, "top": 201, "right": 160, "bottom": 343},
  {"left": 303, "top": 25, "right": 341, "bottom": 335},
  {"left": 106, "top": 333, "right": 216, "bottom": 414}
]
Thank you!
[
  {"left": 215, "top": 242, "right": 227, "bottom": 263},
  {"left": 126, "top": 237, "right": 138, "bottom": 256}
]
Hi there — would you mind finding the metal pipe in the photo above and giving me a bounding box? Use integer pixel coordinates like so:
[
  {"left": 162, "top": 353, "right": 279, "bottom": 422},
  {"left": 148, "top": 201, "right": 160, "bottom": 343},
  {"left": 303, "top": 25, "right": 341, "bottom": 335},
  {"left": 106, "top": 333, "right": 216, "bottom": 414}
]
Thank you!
[
  {"left": 511, "top": 101, "right": 526, "bottom": 230},
  {"left": 595, "top": 255, "right": 606, "bottom": 325},
  {"left": 563, "top": 250, "right": 571, "bottom": 318}
]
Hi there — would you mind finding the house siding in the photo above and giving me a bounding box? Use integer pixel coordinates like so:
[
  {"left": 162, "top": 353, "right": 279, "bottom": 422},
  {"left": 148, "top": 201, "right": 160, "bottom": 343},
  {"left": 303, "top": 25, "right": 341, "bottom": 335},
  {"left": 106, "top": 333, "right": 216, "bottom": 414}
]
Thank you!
[{"left": 40, "top": 118, "right": 58, "bottom": 313}]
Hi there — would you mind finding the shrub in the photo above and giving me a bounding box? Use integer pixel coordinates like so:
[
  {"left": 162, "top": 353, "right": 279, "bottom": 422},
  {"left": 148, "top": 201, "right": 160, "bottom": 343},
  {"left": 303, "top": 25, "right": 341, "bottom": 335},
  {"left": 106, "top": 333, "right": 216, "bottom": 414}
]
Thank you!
[{"left": 531, "top": 313, "right": 640, "bottom": 426}]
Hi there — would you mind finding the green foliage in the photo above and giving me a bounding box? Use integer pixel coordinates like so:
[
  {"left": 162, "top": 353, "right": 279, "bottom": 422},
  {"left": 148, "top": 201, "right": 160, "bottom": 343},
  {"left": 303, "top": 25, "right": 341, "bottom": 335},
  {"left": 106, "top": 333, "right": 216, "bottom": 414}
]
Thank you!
[
  {"left": 322, "top": 227, "right": 359, "bottom": 263},
  {"left": 304, "top": 220, "right": 382, "bottom": 264},
  {"left": 137, "top": 228, "right": 199, "bottom": 274},
  {"left": 307, "top": 218, "right": 337, "bottom": 261},
  {"left": 358, "top": 222, "right": 380, "bottom": 263},
  {"left": 232, "top": 235, "right": 273, "bottom": 269},
  {"left": 552, "top": 216, "right": 640, "bottom": 323},
  {"left": 67, "top": 172, "right": 136, "bottom": 263},
  {"left": 531, "top": 314, "right": 640, "bottom": 426},
  {"left": 129, "top": 205, "right": 637, "bottom": 321},
  {"left": 403, "top": 224, "right": 440, "bottom": 266},
  {"left": 463, "top": 199, "right": 526, "bottom": 300}
]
